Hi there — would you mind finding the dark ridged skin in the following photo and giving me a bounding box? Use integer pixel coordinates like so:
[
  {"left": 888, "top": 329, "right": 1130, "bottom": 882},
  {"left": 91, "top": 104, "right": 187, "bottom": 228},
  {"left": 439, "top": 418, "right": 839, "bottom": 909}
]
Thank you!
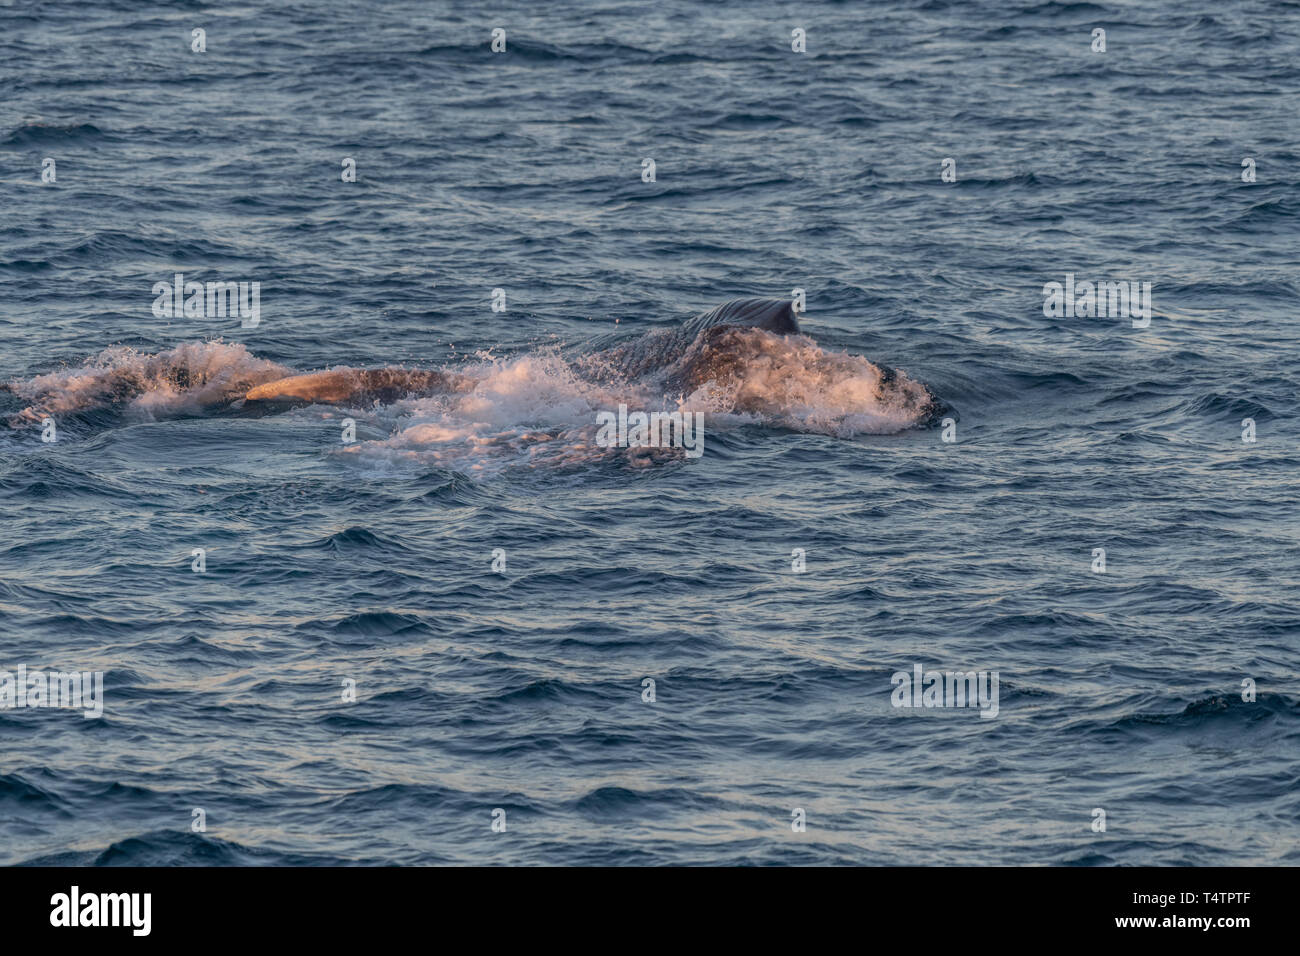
[{"left": 575, "top": 298, "right": 802, "bottom": 384}]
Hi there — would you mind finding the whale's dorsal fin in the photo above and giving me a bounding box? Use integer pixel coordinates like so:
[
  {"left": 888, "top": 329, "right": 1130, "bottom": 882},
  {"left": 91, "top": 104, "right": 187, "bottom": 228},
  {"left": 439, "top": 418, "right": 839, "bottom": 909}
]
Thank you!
[
  {"left": 684, "top": 298, "right": 800, "bottom": 337},
  {"left": 574, "top": 297, "right": 804, "bottom": 385}
]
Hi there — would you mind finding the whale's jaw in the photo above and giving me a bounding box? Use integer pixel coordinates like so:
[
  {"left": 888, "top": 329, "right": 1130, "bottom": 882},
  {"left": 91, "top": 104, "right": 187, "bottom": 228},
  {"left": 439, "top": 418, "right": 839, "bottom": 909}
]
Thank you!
[{"left": 244, "top": 368, "right": 470, "bottom": 408}]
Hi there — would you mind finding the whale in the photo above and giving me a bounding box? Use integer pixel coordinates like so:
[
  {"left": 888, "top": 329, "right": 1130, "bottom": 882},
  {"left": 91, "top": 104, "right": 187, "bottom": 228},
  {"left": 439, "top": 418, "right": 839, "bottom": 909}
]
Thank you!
[
  {"left": 241, "top": 298, "right": 805, "bottom": 408},
  {"left": 4, "top": 297, "right": 940, "bottom": 429}
]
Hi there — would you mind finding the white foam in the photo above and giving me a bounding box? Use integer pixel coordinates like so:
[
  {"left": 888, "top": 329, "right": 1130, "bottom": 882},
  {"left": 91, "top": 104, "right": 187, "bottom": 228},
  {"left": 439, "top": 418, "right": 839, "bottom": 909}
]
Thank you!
[
  {"left": 684, "top": 331, "right": 933, "bottom": 437},
  {"left": 339, "top": 333, "right": 932, "bottom": 474},
  {"left": 7, "top": 342, "right": 290, "bottom": 425}
]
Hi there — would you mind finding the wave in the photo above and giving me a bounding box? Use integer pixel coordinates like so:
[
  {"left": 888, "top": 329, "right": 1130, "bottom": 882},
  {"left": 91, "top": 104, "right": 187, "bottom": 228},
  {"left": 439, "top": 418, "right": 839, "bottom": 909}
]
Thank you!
[
  {"left": 0, "top": 122, "right": 107, "bottom": 147},
  {"left": 17, "top": 830, "right": 365, "bottom": 867},
  {"left": 1113, "top": 693, "right": 1299, "bottom": 730}
]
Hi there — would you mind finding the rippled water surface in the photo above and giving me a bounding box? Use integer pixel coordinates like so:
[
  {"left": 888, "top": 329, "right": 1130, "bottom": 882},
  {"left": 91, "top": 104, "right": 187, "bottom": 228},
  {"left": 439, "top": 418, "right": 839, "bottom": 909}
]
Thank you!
[{"left": 1, "top": 0, "right": 1298, "bottom": 865}]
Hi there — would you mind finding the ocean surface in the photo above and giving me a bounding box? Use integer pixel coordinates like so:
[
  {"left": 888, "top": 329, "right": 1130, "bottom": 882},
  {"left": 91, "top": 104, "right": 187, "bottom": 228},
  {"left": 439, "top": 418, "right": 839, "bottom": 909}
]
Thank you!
[{"left": 1, "top": 0, "right": 1298, "bottom": 866}]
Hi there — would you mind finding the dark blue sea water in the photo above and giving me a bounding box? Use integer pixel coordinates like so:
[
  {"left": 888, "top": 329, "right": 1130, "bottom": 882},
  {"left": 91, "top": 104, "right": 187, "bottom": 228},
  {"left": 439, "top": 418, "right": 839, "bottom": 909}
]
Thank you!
[{"left": 1, "top": 0, "right": 1298, "bottom": 866}]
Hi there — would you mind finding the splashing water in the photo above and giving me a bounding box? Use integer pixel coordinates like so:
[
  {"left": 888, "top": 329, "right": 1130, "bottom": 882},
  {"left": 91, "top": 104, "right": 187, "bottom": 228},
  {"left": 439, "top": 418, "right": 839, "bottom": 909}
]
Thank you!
[
  {"left": 4, "top": 342, "right": 290, "bottom": 426},
  {"left": 346, "top": 330, "right": 937, "bottom": 475}
]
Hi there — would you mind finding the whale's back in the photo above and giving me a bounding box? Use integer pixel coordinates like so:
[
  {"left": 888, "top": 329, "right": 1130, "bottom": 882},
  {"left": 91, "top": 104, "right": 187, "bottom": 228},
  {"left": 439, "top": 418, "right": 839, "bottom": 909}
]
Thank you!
[
  {"left": 578, "top": 298, "right": 801, "bottom": 383},
  {"left": 682, "top": 298, "right": 800, "bottom": 338}
]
